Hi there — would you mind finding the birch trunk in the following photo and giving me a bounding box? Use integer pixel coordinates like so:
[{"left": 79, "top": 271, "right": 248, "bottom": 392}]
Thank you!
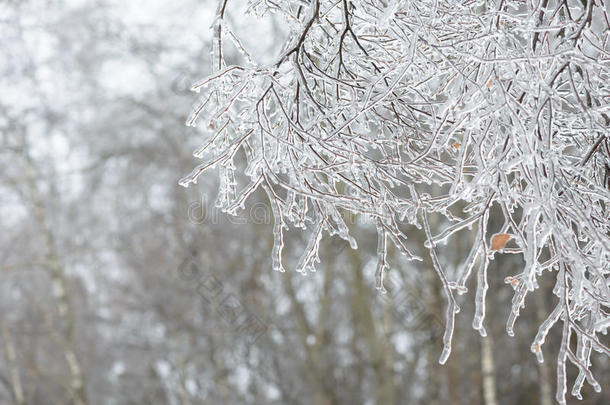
[{"left": 481, "top": 335, "right": 498, "bottom": 405}]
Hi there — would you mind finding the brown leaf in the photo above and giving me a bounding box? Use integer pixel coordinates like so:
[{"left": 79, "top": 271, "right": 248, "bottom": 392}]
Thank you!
[{"left": 491, "top": 233, "right": 511, "bottom": 251}]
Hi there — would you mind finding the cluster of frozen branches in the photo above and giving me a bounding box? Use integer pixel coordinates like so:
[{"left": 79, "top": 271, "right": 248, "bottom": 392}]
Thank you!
[{"left": 179, "top": 0, "right": 610, "bottom": 402}]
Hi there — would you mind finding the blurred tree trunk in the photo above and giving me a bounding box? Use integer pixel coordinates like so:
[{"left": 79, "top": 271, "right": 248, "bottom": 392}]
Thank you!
[
  {"left": 282, "top": 269, "right": 335, "bottom": 405},
  {"left": 481, "top": 335, "right": 498, "bottom": 405},
  {"left": 22, "top": 147, "right": 88, "bottom": 405},
  {"left": 348, "top": 249, "right": 396, "bottom": 405},
  {"left": 1, "top": 324, "right": 25, "bottom": 405},
  {"left": 423, "top": 253, "right": 445, "bottom": 405},
  {"left": 177, "top": 358, "right": 193, "bottom": 405},
  {"left": 382, "top": 288, "right": 397, "bottom": 405}
]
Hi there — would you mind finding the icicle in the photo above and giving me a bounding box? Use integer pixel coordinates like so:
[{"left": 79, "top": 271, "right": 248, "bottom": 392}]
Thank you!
[
  {"left": 571, "top": 337, "right": 588, "bottom": 399},
  {"left": 531, "top": 303, "right": 563, "bottom": 363},
  {"left": 570, "top": 315, "right": 602, "bottom": 396},
  {"left": 457, "top": 229, "right": 482, "bottom": 292},
  {"left": 473, "top": 256, "right": 489, "bottom": 336},
  {"left": 226, "top": 175, "right": 263, "bottom": 216},
  {"left": 439, "top": 302, "right": 458, "bottom": 365},
  {"left": 327, "top": 206, "right": 357, "bottom": 250},
  {"left": 271, "top": 215, "right": 285, "bottom": 272},
  {"left": 263, "top": 185, "right": 285, "bottom": 273},
  {"left": 296, "top": 220, "right": 324, "bottom": 273},
  {"left": 375, "top": 224, "right": 388, "bottom": 293},
  {"left": 506, "top": 283, "right": 528, "bottom": 337}
]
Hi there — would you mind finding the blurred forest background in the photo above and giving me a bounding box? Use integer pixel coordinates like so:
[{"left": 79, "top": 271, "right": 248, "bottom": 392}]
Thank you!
[{"left": 0, "top": 0, "right": 608, "bottom": 404}]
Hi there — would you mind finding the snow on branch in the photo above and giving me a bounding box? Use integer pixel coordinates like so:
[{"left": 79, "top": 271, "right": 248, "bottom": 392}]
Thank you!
[{"left": 182, "top": 1, "right": 610, "bottom": 402}]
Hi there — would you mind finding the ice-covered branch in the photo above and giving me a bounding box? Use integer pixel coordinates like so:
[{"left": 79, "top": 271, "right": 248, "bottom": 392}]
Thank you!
[{"left": 182, "top": 1, "right": 610, "bottom": 402}]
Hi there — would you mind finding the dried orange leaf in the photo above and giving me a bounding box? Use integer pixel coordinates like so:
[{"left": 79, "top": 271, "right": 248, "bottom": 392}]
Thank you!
[
  {"left": 485, "top": 79, "right": 492, "bottom": 88},
  {"left": 491, "top": 233, "right": 511, "bottom": 251},
  {"left": 452, "top": 142, "right": 461, "bottom": 148}
]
